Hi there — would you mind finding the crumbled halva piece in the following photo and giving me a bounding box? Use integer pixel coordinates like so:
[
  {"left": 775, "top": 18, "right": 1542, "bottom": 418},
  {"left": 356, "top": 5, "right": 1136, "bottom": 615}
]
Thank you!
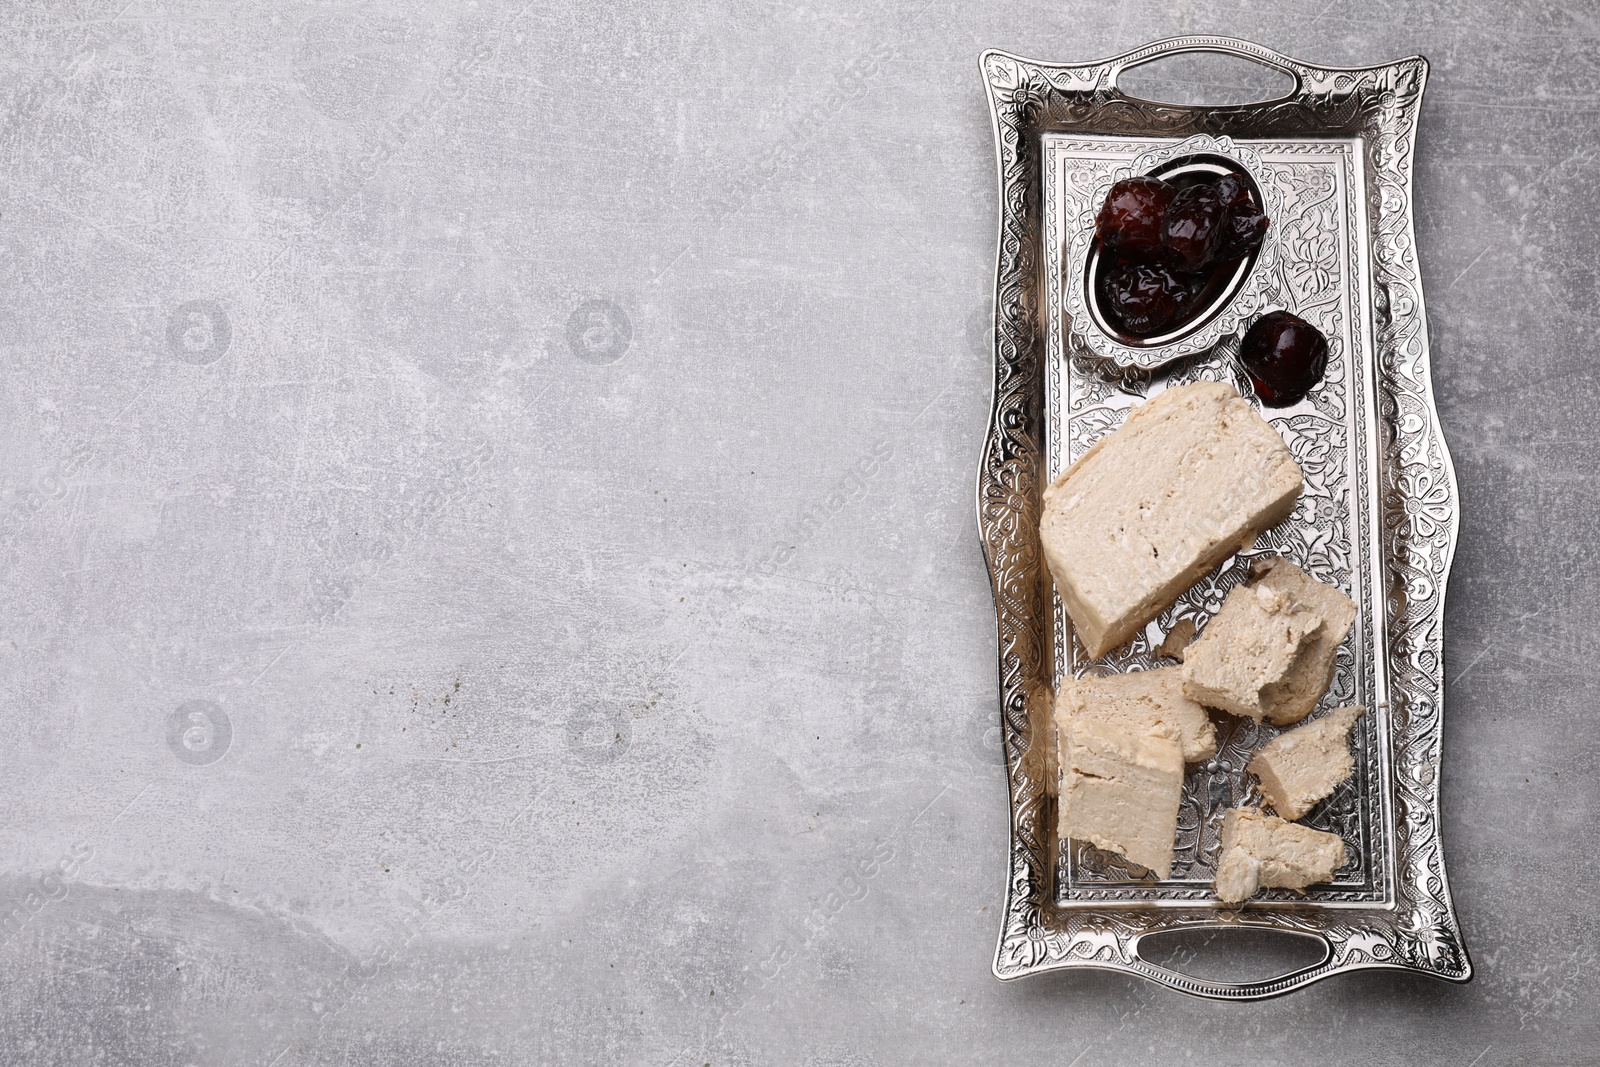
[
  {"left": 1055, "top": 666, "right": 1217, "bottom": 763},
  {"left": 1155, "top": 617, "right": 1197, "bottom": 661},
  {"left": 1181, "top": 580, "right": 1324, "bottom": 721},
  {"left": 1059, "top": 718, "right": 1185, "bottom": 879},
  {"left": 1247, "top": 556, "right": 1358, "bottom": 725},
  {"left": 1249, "top": 705, "right": 1365, "bottom": 819},
  {"left": 1039, "top": 382, "right": 1303, "bottom": 659},
  {"left": 1212, "top": 807, "right": 1346, "bottom": 905}
]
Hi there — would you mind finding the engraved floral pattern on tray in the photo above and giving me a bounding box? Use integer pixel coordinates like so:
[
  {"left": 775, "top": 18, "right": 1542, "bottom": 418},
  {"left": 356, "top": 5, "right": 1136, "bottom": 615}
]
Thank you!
[{"left": 978, "top": 37, "right": 1470, "bottom": 999}]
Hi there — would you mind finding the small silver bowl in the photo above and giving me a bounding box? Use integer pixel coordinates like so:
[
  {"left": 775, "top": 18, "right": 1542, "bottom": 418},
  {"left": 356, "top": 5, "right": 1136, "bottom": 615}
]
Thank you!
[{"left": 1063, "top": 135, "right": 1284, "bottom": 370}]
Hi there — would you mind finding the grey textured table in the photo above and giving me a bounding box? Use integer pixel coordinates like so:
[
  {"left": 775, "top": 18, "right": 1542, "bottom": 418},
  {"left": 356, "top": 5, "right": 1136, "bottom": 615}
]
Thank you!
[{"left": 2, "top": 1, "right": 1596, "bottom": 1063}]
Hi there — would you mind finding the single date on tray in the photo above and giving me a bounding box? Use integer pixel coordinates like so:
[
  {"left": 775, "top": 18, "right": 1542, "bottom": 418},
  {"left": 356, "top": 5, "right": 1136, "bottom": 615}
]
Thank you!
[
  {"left": 1093, "top": 168, "right": 1271, "bottom": 338},
  {"left": 1237, "top": 310, "right": 1330, "bottom": 407}
]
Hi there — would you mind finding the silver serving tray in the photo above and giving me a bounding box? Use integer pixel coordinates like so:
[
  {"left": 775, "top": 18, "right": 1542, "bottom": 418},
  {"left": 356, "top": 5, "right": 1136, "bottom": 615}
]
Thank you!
[{"left": 977, "top": 37, "right": 1471, "bottom": 998}]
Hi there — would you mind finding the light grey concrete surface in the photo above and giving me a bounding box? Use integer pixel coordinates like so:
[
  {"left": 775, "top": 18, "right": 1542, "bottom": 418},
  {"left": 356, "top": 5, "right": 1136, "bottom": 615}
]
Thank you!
[{"left": 1, "top": 0, "right": 1596, "bottom": 1063}]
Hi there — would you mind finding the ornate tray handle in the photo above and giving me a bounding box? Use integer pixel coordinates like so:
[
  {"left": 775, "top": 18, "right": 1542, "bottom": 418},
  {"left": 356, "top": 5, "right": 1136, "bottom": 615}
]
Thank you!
[
  {"left": 1102, "top": 36, "right": 1305, "bottom": 100},
  {"left": 1124, "top": 929, "right": 1334, "bottom": 1002}
]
